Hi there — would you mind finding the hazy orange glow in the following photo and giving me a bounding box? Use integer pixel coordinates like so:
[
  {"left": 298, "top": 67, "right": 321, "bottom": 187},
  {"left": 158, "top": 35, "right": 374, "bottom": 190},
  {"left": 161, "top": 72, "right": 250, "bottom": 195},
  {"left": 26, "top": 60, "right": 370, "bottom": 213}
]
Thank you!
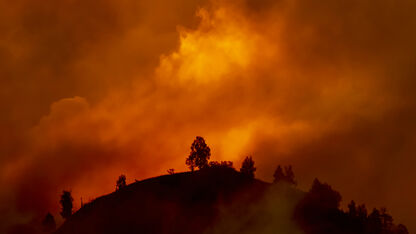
[
  {"left": 1, "top": 0, "right": 416, "bottom": 232},
  {"left": 157, "top": 8, "right": 267, "bottom": 84}
]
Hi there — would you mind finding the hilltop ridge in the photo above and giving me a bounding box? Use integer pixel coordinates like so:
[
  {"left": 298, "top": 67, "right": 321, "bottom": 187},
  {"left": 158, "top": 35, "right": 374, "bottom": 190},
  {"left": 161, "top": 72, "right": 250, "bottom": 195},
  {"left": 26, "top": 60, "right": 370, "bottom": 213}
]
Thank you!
[{"left": 53, "top": 166, "right": 409, "bottom": 234}]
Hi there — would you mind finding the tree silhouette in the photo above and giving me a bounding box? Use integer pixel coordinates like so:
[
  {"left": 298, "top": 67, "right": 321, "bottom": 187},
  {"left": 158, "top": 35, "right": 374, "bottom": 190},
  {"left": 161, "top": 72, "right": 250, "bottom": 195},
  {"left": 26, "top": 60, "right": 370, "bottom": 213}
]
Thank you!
[
  {"left": 308, "top": 178, "right": 341, "bottom": 210},
  {"left": 357, "top": 204, "right": 368, "bottom": 221},
  {"left": 273, "top": 165, "right": 296, "bottom": 185},
  {"left": 167, "top": 168, "right": 175, "bottom": 175},
  {"left": 116, "top": 174, "right": 127, "bottom": 191},
  {"left": 296, "top": 178, "right": 341, "bottom": 216},
  {"left": 380, "top": 207, "right": 393, "bottom": 232},
  {"left": 294, "top": 178, "right": 342, "bottom": 233},
  {"left": 60, "top": 190, "right": 73, "bottom": 219},
  {"left": 273, "top": 165, "right": 285, "bottom": 183},
  {"left": 240, "top": 156, "right": 256, "bottom": 178},
  {"left": 348, "top": 200, "right": 357, "bottom": 217},
  {"left": 284, "top": 166, "right": 296, "bottom": 185},
  {"left": 41, "top": 212, "right": 56, "bottom": 232},
  {"left": 396, "top": 224, "right": 409, "bottom": 234},
  {"left": 186, "top": 136, "right": 211, "bottom": 171},
  {"left": 367, "top": 208, "right": 382, "bottom": 233}
]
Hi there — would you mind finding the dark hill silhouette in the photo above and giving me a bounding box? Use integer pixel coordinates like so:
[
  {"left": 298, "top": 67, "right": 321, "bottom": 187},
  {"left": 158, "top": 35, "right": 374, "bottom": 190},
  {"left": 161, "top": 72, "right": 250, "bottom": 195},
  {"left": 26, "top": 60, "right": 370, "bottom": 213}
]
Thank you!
[{"left": 53, "top": 167, "right": 408, "bottom": 234}]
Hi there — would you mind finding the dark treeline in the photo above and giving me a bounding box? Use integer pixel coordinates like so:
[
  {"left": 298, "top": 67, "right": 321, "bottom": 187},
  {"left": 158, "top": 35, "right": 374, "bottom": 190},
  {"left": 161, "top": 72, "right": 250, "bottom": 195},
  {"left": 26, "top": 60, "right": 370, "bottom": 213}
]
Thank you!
[
  {"left": 9, "top": 136, "right": 407, "bottom": 234},
  {"left": 182, "top": 136, "right": 409, "bottom": 234},
  {"left": 294, "top": 178, "right": 408, "bottom": 234}
]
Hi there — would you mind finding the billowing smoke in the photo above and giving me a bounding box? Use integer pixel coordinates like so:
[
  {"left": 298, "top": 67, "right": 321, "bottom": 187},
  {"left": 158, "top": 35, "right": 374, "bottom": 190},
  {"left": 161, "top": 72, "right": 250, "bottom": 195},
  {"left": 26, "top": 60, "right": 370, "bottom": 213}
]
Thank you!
[{"left": 1, "top": 0, "right": 415, "bottom": 232}]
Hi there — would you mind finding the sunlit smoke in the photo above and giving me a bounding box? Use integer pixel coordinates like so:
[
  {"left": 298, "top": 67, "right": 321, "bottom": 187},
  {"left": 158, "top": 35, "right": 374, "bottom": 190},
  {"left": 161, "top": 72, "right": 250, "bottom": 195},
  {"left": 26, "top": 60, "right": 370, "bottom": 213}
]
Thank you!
[{"left": 1, "top": 0, "right": 416, "bottom": 232}]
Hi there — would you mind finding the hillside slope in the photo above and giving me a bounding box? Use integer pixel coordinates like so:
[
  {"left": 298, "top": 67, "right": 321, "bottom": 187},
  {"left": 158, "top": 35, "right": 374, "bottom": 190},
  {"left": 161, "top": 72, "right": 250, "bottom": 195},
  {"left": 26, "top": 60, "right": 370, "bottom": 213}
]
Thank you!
[
  {"left": 54, "top": 168, "right": 304, "bottom": 234},
  {"left": 54, "top": 167, "right": 408, "bottom": 234}
]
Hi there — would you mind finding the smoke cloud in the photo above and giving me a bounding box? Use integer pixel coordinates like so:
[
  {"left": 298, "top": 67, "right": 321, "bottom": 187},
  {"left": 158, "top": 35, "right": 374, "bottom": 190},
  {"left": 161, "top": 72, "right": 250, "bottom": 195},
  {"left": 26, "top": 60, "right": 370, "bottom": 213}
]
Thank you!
[{"left": 1, "top": 0, "right": 415, "bottom": 232}]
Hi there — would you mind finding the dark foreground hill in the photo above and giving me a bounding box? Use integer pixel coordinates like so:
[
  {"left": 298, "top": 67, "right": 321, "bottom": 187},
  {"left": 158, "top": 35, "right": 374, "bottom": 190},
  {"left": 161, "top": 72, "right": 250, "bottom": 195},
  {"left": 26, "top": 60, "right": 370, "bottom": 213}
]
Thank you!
[{"left": 54, "top": 168, "right": 408, "bottom": 234}]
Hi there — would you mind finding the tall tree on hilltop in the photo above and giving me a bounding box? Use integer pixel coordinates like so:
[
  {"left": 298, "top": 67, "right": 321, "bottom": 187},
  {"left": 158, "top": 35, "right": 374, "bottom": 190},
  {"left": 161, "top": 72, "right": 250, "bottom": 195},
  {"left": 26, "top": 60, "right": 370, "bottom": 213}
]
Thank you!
[
  {"left": 186, "top": 136, "right": 211, "bottom": 171},
  {"left": 60, "top": 190, "right": 73, "bottom": 219},
  {"left": 240, "top": 156, "right": 256, "bottom": 178},
  {"left": 116, "top": 174, "right": 127, "bottom": 191}
]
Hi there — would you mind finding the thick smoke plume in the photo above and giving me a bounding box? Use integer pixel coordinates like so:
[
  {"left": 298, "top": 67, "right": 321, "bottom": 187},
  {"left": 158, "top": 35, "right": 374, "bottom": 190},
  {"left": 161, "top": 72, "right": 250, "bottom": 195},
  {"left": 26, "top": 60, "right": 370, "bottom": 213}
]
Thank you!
[{"left": 1, "top": 0, "right": 415, "bottom": 232}]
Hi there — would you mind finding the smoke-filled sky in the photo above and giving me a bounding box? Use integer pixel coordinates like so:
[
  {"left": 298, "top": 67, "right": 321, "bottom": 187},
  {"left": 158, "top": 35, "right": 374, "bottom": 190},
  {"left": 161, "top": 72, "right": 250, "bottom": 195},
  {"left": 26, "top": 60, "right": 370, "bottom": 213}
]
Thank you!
[{"left": 1, "top": 0, "right": 416, "bottom": 232}]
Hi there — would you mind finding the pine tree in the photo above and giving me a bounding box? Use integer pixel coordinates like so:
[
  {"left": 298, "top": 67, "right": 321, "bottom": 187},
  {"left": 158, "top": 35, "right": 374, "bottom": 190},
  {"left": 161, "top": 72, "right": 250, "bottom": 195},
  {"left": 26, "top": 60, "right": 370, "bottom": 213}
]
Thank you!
[
  {"left": 60, "top": 190, "right": 73, "bottom": 219},
  {"left": 273, "top": 165, "right": 285, "bottom": 183},
  {"left": 240, "top": 156, "right": 256, "bottom": 178},
  {"left": 284, "top": 165, "right": 296, "bottom": 185}
]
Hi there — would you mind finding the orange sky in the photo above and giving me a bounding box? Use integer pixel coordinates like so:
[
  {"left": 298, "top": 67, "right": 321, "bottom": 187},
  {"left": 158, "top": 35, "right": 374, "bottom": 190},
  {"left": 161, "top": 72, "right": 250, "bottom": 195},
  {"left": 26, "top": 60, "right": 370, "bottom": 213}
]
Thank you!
[{"left": 1, "top": 0, "right": 416, "bottom": 232}]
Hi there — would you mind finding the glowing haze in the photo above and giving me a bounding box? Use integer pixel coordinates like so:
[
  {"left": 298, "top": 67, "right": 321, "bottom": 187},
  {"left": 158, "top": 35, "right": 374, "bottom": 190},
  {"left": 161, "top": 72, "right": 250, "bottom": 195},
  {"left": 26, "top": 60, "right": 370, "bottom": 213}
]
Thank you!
[{"left": 1, "top": 0, "right": 416, "bottom": 232}]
